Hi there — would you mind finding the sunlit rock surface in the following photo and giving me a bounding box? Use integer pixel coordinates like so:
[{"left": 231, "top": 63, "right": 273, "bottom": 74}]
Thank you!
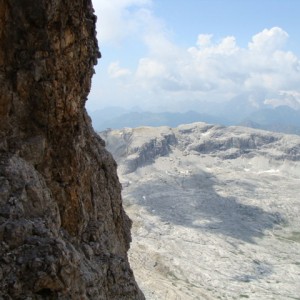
[{"left": 102, "top": 123, "right": 300, "bottom": 299}]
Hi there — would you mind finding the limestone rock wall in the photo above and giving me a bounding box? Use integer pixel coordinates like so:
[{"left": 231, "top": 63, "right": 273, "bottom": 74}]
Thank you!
[{"left": 0, "top": 1, "right": 144, "bottom": 299}]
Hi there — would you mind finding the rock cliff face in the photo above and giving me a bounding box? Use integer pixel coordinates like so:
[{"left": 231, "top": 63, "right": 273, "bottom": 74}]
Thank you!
[{"left": 0, "top": 1, "right": 144, "bottom": 299}]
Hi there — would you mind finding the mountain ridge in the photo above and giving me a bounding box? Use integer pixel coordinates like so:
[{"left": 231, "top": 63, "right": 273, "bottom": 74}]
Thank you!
[{"left": 91, "top": 105, "right": 300, "bottom": 135}]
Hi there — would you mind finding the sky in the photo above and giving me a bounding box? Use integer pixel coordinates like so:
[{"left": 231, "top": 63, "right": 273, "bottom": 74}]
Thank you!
[{"left": 86, "top": 0, "right": 300, "bottom": 113}]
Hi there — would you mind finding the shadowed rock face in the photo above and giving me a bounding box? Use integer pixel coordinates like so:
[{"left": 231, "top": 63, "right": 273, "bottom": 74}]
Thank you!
[{"left": 0, "top": 1, "right": 144, "bottom": 299}]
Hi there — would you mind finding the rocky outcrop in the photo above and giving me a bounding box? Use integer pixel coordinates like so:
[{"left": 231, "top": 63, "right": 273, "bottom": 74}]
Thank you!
[
  {"left": 0, "top": 1, "right": 144, "bottom": 299},
  {"left": 102, "top": 123, "right": 300, "bottom": 175},
  {"left": 102, "top": 127, "right": 177, "bottom": 174}
]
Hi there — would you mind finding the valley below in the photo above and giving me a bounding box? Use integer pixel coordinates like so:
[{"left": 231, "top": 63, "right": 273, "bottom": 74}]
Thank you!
[{"left": 101, "top": 123, "right": 300, "bottom": 300}]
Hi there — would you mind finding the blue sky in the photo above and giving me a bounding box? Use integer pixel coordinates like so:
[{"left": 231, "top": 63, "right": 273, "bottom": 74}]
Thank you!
[
  {"left": 87, "top": 0, "right": 300, "bottom": 112},
  {"left": 155, "top": 1, "right": 300, "bottom": 50}
]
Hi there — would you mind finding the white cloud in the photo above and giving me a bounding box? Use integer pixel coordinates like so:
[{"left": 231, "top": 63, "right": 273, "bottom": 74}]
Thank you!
[
  {"left": 192, "top": 35, "right": 238, "bottom": 56},
  {"left": 197, "top": 34, "right": 213, "bottom": 48},
  {"left": 93, "top": 0, "right": 152, "bottom": 44},
  {"left": 264, "top": 91, "right": 300, "bottom": 110},
  {"left": 108, "top": 62, "right": 131, "bottom": 78},
  {"left": 125, "top": 26, "right": 300, "bottom": 110},
  {"left": 248, "top": 27, "right": 289, "bottom": 53}
]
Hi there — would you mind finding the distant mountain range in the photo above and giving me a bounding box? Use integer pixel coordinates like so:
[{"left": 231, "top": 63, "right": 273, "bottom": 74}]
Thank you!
[
  {"left": 89, "top": 105, "right": 300, "bottom": 135},
  {"left": 90, "top": 110, "right": 228, "bottom": 130},
  {"left": 239, "top": 106, "right": 300, "bottom": 135}
]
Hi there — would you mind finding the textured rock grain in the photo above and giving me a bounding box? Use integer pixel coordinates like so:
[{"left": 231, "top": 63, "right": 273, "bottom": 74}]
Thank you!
[{"left": 0, "top": 1, "right": 144, "bottom": 299}]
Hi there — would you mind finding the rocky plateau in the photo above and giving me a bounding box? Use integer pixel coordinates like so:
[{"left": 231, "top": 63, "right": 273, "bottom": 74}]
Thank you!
[{"left": 102, "top": 123, "right": 300, "bottom": 300}]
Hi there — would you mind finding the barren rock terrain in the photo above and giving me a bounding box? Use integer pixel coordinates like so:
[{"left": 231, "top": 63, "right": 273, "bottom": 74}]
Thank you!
[{"left": 102, "top": 123, "right": 300, "bottom": 299}]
